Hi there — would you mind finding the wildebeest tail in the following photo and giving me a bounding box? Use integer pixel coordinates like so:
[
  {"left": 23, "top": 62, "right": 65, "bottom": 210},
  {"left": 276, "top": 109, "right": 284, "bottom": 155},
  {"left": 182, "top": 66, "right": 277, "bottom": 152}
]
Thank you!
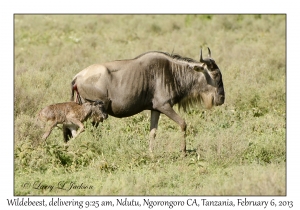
[
  {"left": 71, "top": 78, "right": 76, "bottom": 101},
  {"left": 71, "top": 78, "right": 82, "bottom": 104}
]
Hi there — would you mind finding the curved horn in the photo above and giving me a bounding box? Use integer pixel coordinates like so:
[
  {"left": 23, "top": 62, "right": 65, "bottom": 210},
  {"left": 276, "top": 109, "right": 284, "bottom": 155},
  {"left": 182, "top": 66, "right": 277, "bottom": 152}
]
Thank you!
[
  {"left": 199, "top": 48, "right": 204, "bottom": 62},
  {"left": 207, "top": 47, "right": 211, "bottom": 58}
]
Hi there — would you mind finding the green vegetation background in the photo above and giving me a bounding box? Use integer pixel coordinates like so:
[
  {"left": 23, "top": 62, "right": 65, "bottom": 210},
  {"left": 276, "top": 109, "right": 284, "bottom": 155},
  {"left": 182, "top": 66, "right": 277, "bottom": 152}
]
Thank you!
[{"left": 14, "top": 15, "right": 286, "bottom": 195}]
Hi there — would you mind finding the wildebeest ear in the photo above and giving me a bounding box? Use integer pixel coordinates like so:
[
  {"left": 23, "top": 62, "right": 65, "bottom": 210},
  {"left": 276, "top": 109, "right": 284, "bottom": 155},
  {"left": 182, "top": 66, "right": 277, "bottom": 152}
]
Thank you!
[{"left": 193, "top": 65, "right": 204, "bottom": 72}]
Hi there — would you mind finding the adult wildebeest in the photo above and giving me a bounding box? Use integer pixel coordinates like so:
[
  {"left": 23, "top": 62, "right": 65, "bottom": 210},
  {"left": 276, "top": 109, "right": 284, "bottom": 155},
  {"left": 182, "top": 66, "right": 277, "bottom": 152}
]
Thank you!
[{"left": 69, "top": 48, "right": 225, "bottom": 155}]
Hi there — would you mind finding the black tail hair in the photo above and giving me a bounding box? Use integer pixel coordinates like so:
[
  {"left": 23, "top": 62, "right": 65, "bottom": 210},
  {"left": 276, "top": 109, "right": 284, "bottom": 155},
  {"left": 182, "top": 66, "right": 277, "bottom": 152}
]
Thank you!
[
  {"left": 71, "top": 78, "right": 82, "bottom": 104},
  {"left": 71, "top": 79, "right": 76, "bottom": 101}
]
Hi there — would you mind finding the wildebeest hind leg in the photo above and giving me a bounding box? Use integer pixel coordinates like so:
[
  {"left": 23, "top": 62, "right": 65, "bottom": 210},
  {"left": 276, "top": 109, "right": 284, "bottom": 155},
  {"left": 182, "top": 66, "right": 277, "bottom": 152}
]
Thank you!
[
  {"left": 69, "top": 119, "right": 85, "bottom": 138},
  {"left": 157, "top": 104, "right": 187, "bottom": 155},
  {"left": 63, "top": 125, "right": 72, "bottom": 143},
  {"left": 149, "top": 110, "right": 160, "bottom": 153}
]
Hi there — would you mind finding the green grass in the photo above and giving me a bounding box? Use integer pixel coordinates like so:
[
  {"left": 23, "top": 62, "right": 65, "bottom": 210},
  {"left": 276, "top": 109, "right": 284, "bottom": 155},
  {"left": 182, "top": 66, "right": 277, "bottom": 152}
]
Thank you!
[{"left": 14, "top": 14, "right": 286, "bottom": 195}]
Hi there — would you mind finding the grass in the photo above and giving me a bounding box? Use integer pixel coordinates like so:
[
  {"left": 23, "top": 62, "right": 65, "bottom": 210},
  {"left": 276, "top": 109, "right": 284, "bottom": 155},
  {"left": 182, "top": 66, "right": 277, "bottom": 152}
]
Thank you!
[{"left": 14, "top": 14, "right": 286, "bottom": 195}]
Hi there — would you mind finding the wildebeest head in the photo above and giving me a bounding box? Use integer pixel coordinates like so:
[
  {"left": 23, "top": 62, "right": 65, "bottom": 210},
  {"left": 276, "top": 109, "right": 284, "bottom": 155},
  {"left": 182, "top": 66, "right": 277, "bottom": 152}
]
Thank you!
[{"left": 190, "top": 48, "right": 225, "bottom": 109}]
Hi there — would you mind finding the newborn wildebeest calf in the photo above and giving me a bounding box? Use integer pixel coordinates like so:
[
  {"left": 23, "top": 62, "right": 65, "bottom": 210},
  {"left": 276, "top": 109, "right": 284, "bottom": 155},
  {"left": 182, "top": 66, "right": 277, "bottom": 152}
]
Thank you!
[{"left": 37, "top": 100, "right": 108, "bottom": 141}]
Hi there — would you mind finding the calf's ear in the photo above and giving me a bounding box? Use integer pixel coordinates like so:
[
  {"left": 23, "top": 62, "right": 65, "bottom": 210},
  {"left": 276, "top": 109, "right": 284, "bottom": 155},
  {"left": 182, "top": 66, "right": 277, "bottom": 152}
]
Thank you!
[{"left": 95, "top": 100, "right": 104, "bottom": 105}]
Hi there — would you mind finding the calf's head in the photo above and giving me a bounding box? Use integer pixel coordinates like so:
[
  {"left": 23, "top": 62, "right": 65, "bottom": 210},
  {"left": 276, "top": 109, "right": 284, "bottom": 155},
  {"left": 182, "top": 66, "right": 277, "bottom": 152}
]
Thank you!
[{"left": 89, "top": 100, "right": 109, "bottom": 122}]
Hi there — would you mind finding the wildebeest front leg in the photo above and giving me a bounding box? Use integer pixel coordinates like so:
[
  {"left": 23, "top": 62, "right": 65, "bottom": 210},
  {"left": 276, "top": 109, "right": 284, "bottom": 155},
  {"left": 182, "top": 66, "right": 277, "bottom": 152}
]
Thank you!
[
  {"left": 157, "top": 104, "right": 187, "bottom": 155},
  {"left": 149, "top": 110, "right": 160, "bottom": 153},
  {"left": 42, "top": 121, "right": 57, "bottom": 140}
]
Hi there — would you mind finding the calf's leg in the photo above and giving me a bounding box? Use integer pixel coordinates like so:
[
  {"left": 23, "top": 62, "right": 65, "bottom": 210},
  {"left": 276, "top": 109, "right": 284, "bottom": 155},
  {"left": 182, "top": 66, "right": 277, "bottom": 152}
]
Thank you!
[
  {"left": 63, "top": 125, "right": 72, "bottom": 142},
  {"left": 42, "top": 121, "right": 57, "bottom": 140},
  {"left": 69, "top": 118, "right": 85, "bottom": 138}
]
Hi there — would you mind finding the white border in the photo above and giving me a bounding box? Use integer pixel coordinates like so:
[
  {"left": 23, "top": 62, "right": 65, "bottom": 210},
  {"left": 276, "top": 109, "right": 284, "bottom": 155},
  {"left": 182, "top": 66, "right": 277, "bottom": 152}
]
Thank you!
[{"left": 2, "top": 0, "right": 299, "bottom": 208}]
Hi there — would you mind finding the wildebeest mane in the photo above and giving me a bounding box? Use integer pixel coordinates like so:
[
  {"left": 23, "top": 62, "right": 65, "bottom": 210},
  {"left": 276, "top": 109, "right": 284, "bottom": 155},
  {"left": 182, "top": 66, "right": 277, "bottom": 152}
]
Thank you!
[
  {"left": 170, "top": 53, "right": 198, "bottom": 63},
  {"left": 133, "top": 51, "right": 198, "bottom": 63}
]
